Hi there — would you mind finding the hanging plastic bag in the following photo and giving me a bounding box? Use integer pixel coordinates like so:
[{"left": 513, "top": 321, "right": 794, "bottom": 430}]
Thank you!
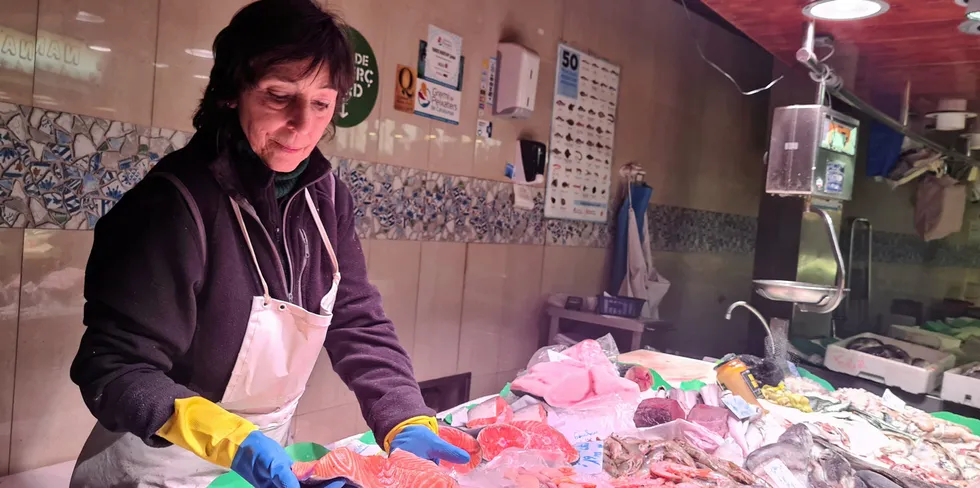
[{"left": 915, "top": 174, "right": 966, "bottom": 241}]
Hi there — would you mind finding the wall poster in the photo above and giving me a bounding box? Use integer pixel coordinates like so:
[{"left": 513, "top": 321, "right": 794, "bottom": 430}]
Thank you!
[{"left": 544, "top": 43, "right": 620, "bottom": 222}]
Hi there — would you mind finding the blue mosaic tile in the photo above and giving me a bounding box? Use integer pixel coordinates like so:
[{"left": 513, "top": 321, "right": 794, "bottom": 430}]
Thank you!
[
  {"left": 545, "top": 220, "right": 611, "bottom": 247},
  {"left": 647, "top": 204, "right": 757, "bottom": 254},
  {"left": 870, "top": 231, "right": 928, "bottom": 265},
  {"left": 0, "top": 103, "right": 551, "bottom": 244},
  {"left": 0, "top": 102, "right": 189, "bottom": 229},
  {"left": 341, "top": 159, "right": 545, "bottom": 245}
]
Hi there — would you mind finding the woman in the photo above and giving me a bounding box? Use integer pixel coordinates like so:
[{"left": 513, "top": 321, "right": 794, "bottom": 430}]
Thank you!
[{"left": 68, "top": 1, "right": 468, "bottom": 486}]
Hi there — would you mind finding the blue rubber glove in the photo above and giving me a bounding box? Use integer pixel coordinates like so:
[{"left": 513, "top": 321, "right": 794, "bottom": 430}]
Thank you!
[
  {"left": 389, "top": 425, "right": 470, "bottom": 464},
  {"left": 230, "top": 431, "right": 300, "bottom": 488}
]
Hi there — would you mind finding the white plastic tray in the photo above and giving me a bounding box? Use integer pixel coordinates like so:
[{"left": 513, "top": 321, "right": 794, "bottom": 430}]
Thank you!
[
  {"left": 942, "top": 362, "right": 980, "bottom": 408},
  {"left": 825, "top": 332, "right": 955, "bottom": 394}
]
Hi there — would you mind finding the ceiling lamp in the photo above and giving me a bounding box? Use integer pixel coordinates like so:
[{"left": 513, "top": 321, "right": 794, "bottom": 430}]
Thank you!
[
  {"left": 926, "top": 99, "right": 977, "bottom": 131},
  {"left": 964, "top": 0, "right": 980, "bottom": 20},
  {"left": 802, "top": 0, "right": 890, "bottom": 21}
]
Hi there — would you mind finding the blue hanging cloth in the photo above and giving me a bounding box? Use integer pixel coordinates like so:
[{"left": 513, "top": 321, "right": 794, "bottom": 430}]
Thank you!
[
  {"left": 867, "top": 121, "right": 904, "bottom": 178},
  {"left": 610, "top": 182, "right": 653, "bottom": 294}
]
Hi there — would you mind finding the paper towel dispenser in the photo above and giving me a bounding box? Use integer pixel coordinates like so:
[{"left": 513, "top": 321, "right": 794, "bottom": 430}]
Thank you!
[{"left": 494, "top": 43, "right": 540, "bottom": 119}]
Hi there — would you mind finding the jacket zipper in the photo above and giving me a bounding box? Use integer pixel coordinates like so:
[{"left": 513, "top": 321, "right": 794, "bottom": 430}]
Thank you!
[
  {"left": 297, "top": 228, "right": 310, "bottom": 309},
  {"left": 235, "top": 199, "right": 290, "bottom": 296},
  {"left": 281, "top": 197, "right": 296, "bottom": 303},
  {"left": 235, "top": 172, "right": 330, "bottom": 304}
]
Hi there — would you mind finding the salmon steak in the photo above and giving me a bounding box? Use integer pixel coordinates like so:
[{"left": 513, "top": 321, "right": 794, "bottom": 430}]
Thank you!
[
  {"left": 437, "top": 426, "right": 482, "bottom": 474},
  {"left": 291, "top": 447, "right": 457, "bottom": 488},
  {"left": 477, "top": 423, "right": 529, "bottom": 461},
  {"left": 510, "top": 420, "right": 580, "bottom": 464}
]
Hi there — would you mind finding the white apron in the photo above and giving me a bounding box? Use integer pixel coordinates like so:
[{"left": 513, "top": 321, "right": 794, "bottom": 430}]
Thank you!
[{"left": 70, "top": 189, "right": 341, "bottom": 488}]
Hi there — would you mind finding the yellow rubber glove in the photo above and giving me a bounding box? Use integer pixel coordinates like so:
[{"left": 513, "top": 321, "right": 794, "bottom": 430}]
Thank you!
[
  {"left": 156, "top": 396, "right": 257, "bottom": 468},
  {"left": 382, "top": 415, "right": 438, "bottom": 453}
]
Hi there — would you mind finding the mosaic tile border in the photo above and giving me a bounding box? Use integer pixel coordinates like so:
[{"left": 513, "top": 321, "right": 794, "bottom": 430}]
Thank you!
[
  {"left": 0, "top": 102, "right": 189, "bottom": 229},
  {"left": 872, "top": 230, "right": 980, "bottom": 268},
  {"left": 648, "top": 205, "right": 758, "bottom": 255},
  {"left": 0, "top": 102, "right": 596, "bottom": 246},
  {"left": 343, "top": 159, "right": 546, "bottom": 245}
]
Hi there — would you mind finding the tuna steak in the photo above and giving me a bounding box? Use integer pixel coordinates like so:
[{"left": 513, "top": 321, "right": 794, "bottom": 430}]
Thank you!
[{"left": 292, "top": 448, "right": 456, "bottom": 488}]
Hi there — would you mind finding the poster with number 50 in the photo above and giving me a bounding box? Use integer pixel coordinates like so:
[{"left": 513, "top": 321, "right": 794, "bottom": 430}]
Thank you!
[{"left": 544, "top": 43, "right": 620, "bottom": 223}]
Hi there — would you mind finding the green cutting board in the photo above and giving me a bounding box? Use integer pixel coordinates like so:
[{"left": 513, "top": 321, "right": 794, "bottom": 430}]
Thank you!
[{"left": 208, "top": 442, "right": 329, "bottom": 487}]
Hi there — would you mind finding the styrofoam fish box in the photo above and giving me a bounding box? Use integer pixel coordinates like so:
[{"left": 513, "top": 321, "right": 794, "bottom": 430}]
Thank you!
[
  {"left": 889, "top": 324, "right": 962, "bottom": 352},
  {"left": 942, "top": 362, "right": 980, "bottom": 408},
  {"left": 825, "top": 332, "right": 956, "bottom": 394}
]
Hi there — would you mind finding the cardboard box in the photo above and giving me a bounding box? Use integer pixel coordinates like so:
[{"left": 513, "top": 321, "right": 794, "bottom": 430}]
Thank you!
[
  {"left": 941, "top": 362, "right": 980, "bottom": 408},
  {"left": 825, "top": 333, "right": 956, "bottom": 394},
  {"left": 889, "top": 324, "right": 962, "bottom": 352}
]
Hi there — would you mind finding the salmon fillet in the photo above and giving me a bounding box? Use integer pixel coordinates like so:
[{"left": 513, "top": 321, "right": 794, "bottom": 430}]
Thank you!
[
  {"left": 437, "top": 426, "right": 482, "bottom": 474},
  {"left": 291, "top": 447, "right": 457, "bottom": 488}
]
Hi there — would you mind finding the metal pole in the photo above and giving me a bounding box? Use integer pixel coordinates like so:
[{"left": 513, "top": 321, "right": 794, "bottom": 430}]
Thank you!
[
  {"left": 900, "top": 79, "right": 911, "bottom": 127},
  {"left": 794, "top": 27, "right": 979, "bottom": 167}
]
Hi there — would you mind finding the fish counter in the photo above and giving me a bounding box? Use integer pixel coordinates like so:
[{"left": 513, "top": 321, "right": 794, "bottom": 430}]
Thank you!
[{"left": 212, "top": 337, "right": 980, "bottom": 487}]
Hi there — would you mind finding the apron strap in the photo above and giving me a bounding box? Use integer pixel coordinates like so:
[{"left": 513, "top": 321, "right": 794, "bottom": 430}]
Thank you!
[
  {"left": 303, "top": 189, "right": 340, "bottom": 279},
  {"left": 229, "top": 197, "right": 272, "bottom": 305}
]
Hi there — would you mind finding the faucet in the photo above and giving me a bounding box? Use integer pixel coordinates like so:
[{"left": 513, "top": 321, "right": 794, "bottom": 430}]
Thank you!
[{"left": 726, "top": 301, "right": 774, "bottom": 356}]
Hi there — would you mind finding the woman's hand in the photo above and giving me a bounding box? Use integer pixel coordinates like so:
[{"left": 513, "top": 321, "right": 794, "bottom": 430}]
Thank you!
[
  {"left": 231, "top": 431, "right": 300, "bottom": 488},
  {"left": 389, "top": 425, "right": 470, "bottom": 465},
  {"left": 156, "top": 397, "right": 299, "bottom": 487}
]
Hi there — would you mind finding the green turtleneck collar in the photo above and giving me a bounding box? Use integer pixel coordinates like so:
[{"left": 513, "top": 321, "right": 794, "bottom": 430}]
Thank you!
[
  {"left": 274, "top": 158, "right": 309, "bottom": 200},
  {"left": 232, "top": 136, "right": 309, "bottom": 200}
]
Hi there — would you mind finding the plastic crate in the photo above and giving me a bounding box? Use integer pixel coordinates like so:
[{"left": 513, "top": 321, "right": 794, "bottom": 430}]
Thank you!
[{"left": 596, "top": 295, "right": 646, "bottom": 318}]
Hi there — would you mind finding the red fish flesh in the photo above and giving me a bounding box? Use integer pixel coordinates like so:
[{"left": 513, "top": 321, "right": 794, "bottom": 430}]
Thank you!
[
  {"left": 511, "top": 420, "right": 580, "bottom": 464},
  {"left": 466, "top": 396, "right": 514, "bottom": 428},
  {"left": 477, "top": 423, "right": 529, "bottom": 461},
  {"left": 291, "top": 448, "right": 457, "bottom": 488},
  {"left": 436, "top": 426, "right": 482, "bottom": 474}
]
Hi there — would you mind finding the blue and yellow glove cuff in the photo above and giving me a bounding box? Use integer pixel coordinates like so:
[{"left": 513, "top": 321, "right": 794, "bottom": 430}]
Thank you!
[
  {"left": 156, "top": 396, "right": 257, "bottom": 468},
  {"left": 383, "top": 415, "right": 438, "bottom": 453}
]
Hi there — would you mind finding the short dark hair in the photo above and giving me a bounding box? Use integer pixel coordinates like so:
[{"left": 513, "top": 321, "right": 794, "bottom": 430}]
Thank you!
[{"left": 192, "top": 0, "right": 355, "bottom": 141}]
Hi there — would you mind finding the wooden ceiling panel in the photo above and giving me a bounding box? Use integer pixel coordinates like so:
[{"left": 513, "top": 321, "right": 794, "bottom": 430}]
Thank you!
[{"left": 701, "top": 0, "right": 980, "bottom": 104}]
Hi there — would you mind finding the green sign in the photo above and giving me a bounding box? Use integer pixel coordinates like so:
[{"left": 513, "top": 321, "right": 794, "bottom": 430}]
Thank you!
[{"left": 336, "top": 27, "right": 378, "bottom": 128}]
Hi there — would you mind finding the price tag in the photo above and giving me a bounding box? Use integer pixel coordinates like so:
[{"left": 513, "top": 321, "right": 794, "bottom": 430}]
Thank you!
[
  {"left": 573, "top": 441, "right": 604, "bottom": 475},
  {"left": 722, "top": 395, "right": 759, "bottom": 420},
  {"left": 763, "top": 459, "right": 806, "bottom": 488},
  {"left": 882, "top": 389, "right": 907, "bottom": 411}
]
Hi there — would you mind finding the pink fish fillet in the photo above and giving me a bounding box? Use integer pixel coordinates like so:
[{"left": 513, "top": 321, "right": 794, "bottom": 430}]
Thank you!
[
  {"left": 512, "top": 361, "right": 592, "bottom": 408},
  {"left": 562, "top": 339, "right": 609, "bottom": 367},
  {"left": 589, "top": 366, "right": 641, "bottom": 397}
]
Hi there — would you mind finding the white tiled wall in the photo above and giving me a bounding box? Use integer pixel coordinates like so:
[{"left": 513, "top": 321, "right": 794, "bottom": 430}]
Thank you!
[
  {"left": 10, "top": 231, "right": 95, "bottom": 473},
  {"left": 0, "top": 0, "right": 774, "bottom": 474}
]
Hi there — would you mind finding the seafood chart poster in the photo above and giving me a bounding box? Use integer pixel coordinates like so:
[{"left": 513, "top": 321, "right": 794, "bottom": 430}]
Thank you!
[{"left": 544, "top": 43, "right": 619, "bottom": 222}]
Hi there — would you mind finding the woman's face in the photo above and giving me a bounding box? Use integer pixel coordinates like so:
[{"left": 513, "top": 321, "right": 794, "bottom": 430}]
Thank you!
[{"left": 237, "top": 59, "right": 339, "bottom": 172}]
